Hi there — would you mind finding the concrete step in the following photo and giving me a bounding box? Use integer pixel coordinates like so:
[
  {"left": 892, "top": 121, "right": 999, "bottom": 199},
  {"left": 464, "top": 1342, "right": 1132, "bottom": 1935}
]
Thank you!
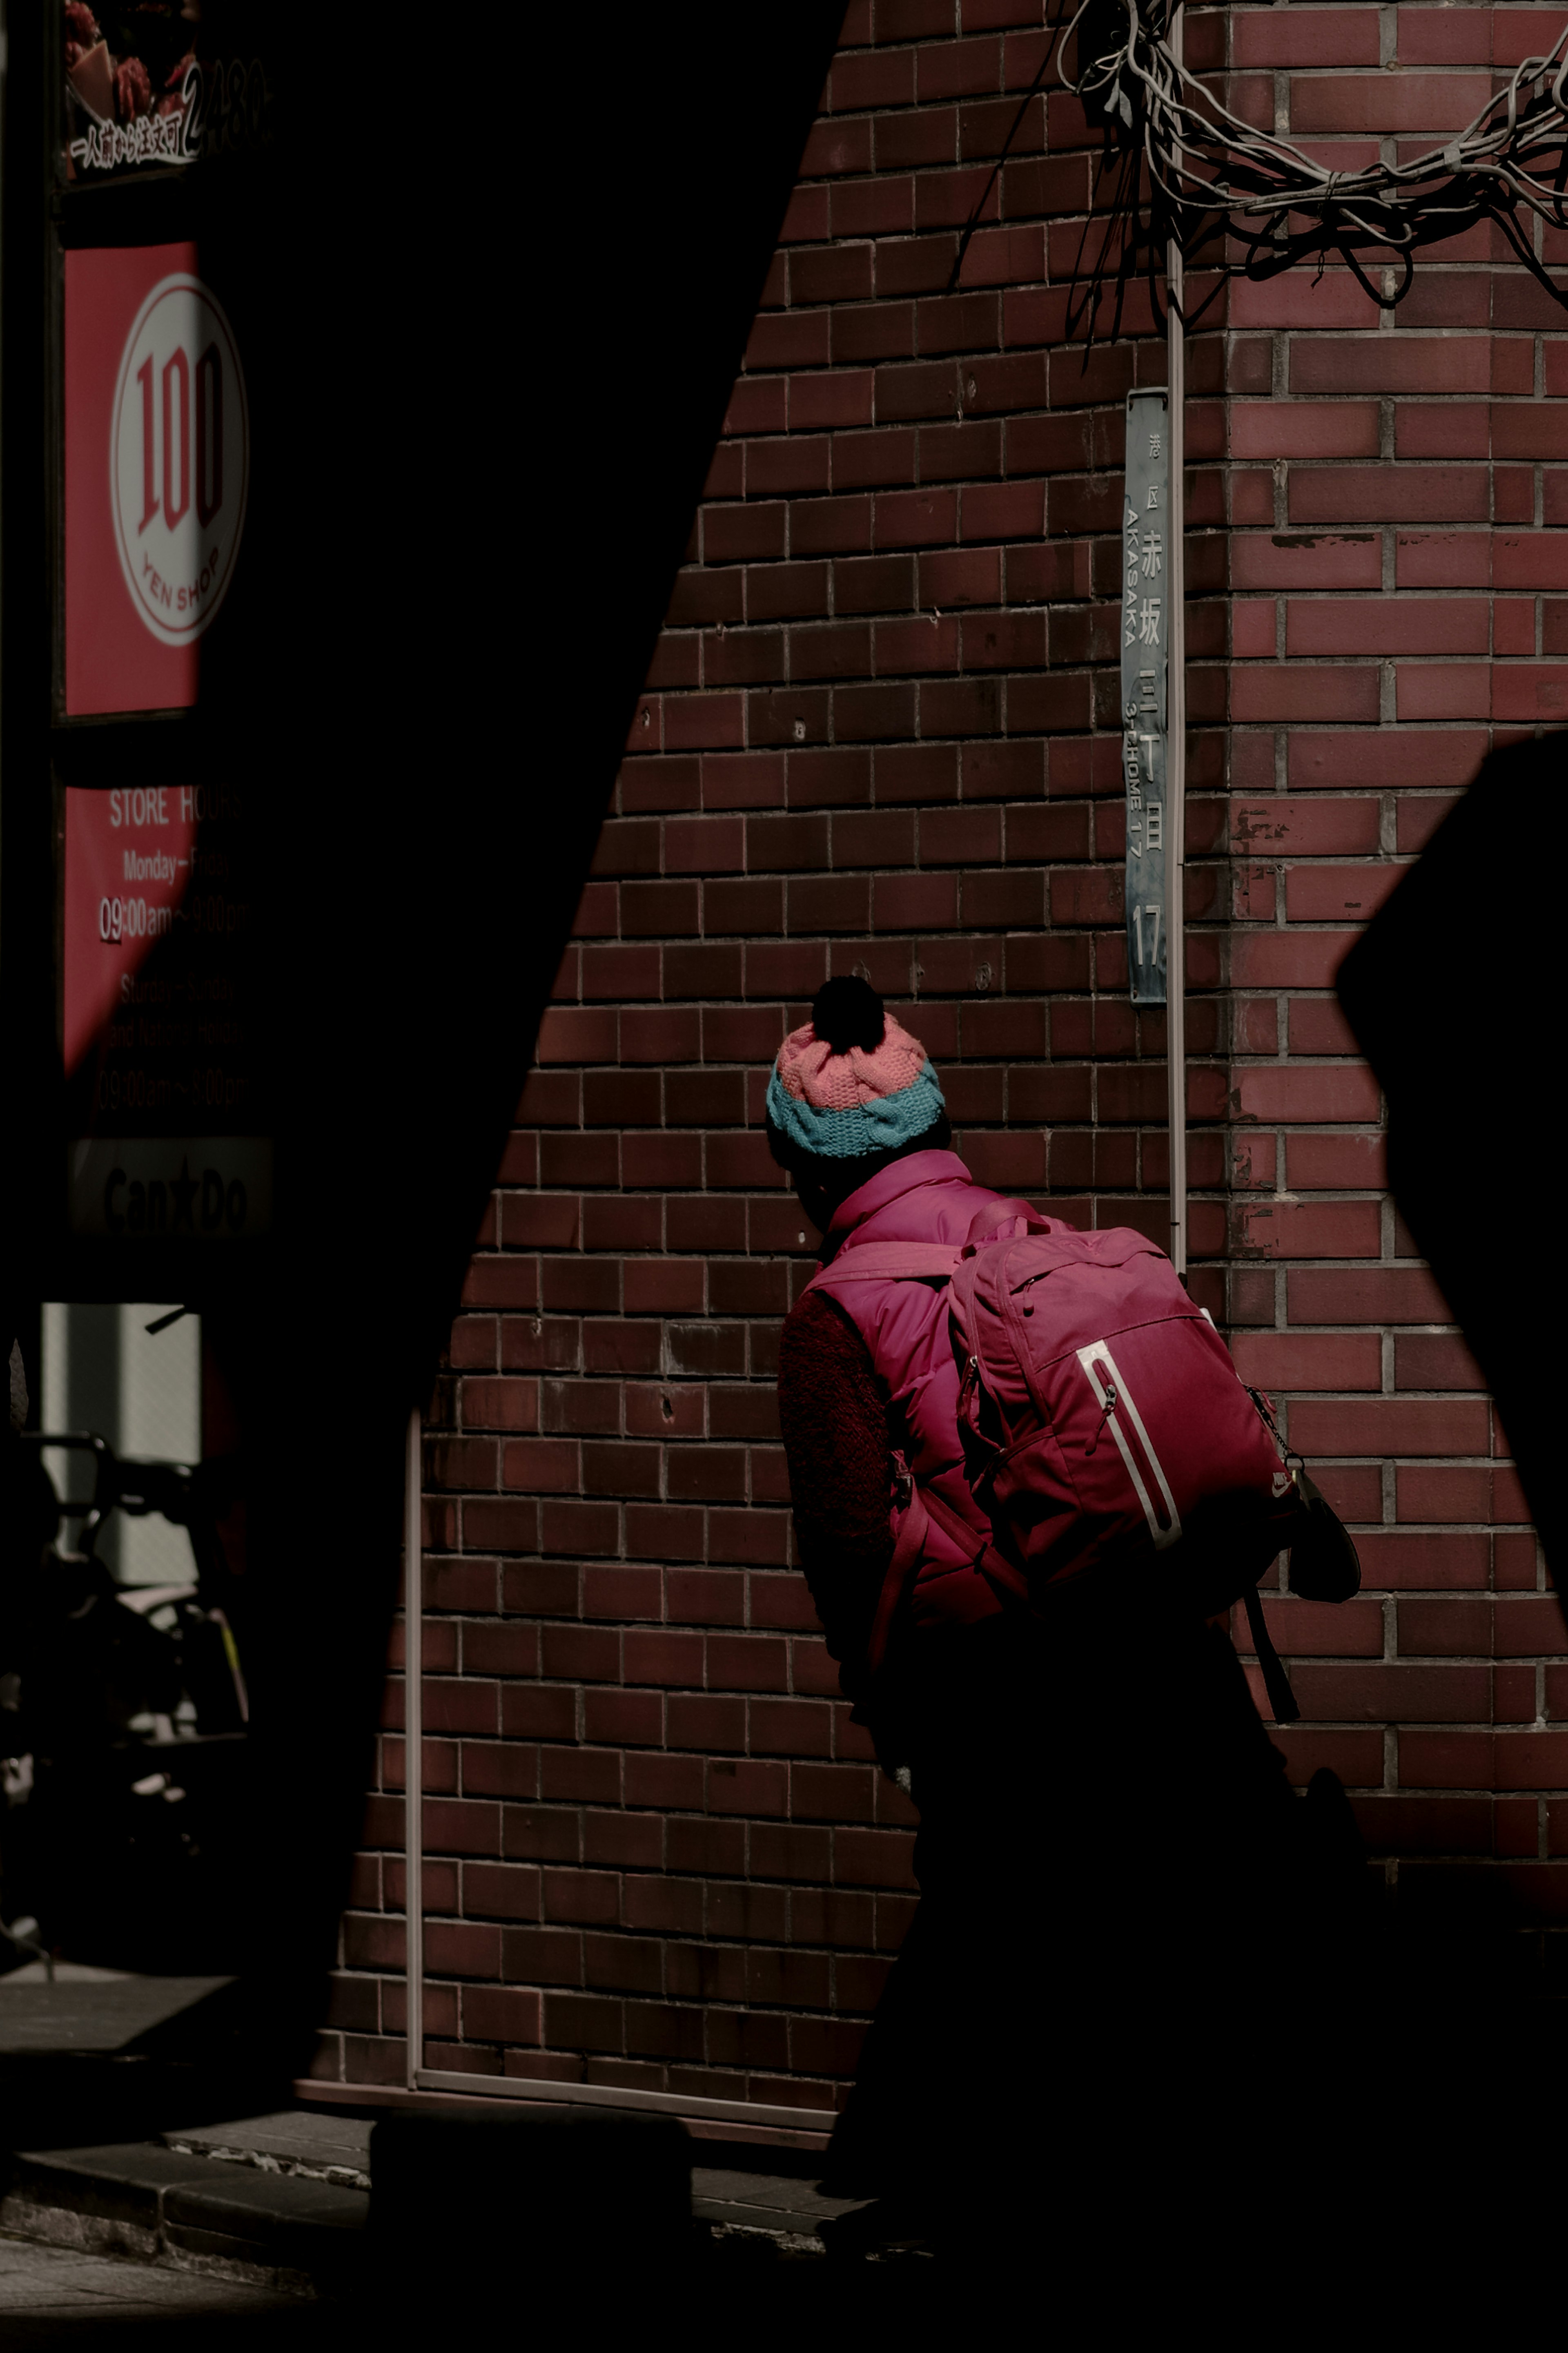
[
  {"left": 172, "top": 2105, "right": 870, "bottom": 2256},
  {"left": 1, "top": 2103, "right": 879, "bottom": 2290}
]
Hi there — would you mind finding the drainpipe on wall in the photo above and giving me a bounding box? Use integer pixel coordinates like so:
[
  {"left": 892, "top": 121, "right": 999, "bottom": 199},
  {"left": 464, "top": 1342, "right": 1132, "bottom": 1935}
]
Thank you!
[
  {"left": 403, "top": 1407, "right": 423, "bottom": 2090},
  {"left": 1164, "top": 5, "right": 1189, "bottom": 1285}
]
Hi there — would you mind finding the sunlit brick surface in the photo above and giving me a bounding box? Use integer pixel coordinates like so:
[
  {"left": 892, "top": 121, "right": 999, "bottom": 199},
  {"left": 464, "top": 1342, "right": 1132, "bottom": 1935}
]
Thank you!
[{"left": 316, "top": 0, "right": 1564, "bottom": 2100}]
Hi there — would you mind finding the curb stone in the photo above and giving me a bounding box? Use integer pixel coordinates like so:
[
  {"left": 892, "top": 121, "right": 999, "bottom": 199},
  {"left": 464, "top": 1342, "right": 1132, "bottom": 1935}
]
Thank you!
[{"left": 0, "top": 2144, "right": 365, "bottom": 2299}]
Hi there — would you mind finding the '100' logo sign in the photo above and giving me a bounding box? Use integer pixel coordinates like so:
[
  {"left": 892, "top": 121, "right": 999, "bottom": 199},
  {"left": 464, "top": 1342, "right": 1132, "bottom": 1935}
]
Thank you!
[{"left": 111, "top": 273, "right": 249, "bottom": 646}]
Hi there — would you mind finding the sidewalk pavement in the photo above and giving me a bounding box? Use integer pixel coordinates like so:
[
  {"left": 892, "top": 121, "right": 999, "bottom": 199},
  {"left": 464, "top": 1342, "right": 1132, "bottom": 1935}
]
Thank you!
[{"left": 0, "top": 2233, "right": 318, "bottom": 2342}]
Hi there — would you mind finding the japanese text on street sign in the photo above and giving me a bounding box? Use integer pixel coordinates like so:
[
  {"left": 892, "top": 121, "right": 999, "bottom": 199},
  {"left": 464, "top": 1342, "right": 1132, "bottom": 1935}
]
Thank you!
[{"left": 1122, "top": 390, "right": 1169, "bottom": 1006}]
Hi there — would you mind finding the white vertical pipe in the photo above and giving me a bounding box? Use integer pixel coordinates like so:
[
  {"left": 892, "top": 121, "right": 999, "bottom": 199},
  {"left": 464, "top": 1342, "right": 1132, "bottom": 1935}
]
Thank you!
[
  {"left": 1164, "top": 5, "right": 1189, "bottom": 1282},
  {"left": 403, "top": 1406, "right": 423, "bottom": 2090}
]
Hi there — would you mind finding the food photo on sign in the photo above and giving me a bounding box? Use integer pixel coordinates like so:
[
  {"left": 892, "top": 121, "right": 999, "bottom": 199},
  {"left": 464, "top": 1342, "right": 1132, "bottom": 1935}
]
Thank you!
[{"left": 61, "top": 0, "right": 272, "bottom": 181}]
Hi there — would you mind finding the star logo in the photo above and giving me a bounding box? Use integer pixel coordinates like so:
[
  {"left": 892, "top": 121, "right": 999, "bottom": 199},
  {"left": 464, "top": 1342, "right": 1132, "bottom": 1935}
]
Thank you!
[{"left": 170, "top": 1156, "right": 199, "bottom": 1229}]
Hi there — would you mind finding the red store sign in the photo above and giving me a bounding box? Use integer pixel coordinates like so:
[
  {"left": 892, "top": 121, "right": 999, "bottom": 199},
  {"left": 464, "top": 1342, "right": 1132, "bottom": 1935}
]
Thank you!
[{"left": 64, "top": 242, "right": 248, "bottom": 717}]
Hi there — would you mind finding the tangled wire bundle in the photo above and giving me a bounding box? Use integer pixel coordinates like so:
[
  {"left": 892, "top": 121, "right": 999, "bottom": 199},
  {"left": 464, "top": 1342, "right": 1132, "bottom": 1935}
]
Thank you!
[{"left": 955, "top": 0, "right": 1568, "bottom": 337}]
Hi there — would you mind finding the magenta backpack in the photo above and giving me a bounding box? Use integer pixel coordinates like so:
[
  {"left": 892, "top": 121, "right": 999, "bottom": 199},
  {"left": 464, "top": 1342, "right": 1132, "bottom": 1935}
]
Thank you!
[{"left": 810, "top": 1211, "right": 1303, "bottom": 1680}]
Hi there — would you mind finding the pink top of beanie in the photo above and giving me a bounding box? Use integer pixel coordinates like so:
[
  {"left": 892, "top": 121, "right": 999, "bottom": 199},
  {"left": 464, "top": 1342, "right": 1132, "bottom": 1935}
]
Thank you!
[{"left": 773, "top": 1015, "right": 929, "bottom": 1113}]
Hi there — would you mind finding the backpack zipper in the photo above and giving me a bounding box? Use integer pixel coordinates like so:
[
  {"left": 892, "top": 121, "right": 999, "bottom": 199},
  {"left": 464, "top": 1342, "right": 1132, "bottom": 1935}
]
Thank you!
[{"left": 1084, "top": 1381, "right": 1118, "bottom": 1454}]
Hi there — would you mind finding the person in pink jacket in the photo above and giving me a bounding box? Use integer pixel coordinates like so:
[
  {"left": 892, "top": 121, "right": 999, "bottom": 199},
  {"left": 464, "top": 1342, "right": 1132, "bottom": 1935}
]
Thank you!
[{"left": 771, "top": 975, "right": 1361, "bottom": 2257}]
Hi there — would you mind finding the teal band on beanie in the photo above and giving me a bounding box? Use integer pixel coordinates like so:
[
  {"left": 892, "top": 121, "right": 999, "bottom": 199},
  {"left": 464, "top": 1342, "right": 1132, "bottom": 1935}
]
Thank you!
[{"left": 766, "top": 1063, "right": 946, "bottom": 1162}]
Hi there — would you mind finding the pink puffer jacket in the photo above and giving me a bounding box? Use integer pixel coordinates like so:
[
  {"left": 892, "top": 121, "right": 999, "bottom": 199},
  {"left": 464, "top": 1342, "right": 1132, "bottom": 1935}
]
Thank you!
[{"left": 810, "top": 1151, "right": 1038, "bottom": 1639}]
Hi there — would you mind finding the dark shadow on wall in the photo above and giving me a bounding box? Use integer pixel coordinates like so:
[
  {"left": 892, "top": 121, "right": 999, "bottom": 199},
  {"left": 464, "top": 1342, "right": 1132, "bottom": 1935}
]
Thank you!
[
  {"left": 0, "top": 0, "right": 850, "bottom": 2126},
  {"left": 1339, "top": 731, "right": 1568, "bottom": 2023},
  {"left": 1337, "top": 734, "right": 1563, "bottom": 1576}
]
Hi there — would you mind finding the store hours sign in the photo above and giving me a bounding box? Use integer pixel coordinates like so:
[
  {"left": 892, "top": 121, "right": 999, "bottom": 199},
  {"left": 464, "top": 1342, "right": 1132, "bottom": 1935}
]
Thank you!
[
  {"left": 61, "top": 777, "right": 271, "bottom": 1242},
  {"left": 1122, "top": 389, "right": 1169, "bottom": 1007}
]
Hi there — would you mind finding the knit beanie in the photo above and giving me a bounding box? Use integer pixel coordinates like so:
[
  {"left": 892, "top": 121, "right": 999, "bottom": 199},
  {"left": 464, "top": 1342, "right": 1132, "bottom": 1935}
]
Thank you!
[{"left": 766, "top": 976, "right": 947, "bottom": 1171}]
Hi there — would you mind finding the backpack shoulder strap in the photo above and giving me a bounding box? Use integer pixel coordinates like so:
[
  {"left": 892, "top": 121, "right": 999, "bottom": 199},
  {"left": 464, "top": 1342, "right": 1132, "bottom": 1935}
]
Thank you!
[
  {"left": 1241, "top": 1585, "right": 1302, "bottom": 1726},
  {"left": 807, "top": 1243, "right": 962, "bottom": 1294}
]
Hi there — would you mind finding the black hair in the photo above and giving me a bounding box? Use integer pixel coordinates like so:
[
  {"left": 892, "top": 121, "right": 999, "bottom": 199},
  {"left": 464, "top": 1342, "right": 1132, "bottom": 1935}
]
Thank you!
[{"left": 784, "top": 1113, "right": 954, "bottom": 1227}]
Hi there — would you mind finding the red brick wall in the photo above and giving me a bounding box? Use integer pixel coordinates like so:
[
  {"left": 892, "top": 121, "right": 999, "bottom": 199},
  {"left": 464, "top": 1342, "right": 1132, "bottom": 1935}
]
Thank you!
[
  {"left": 1216, "top": 0, "right": 1567, "bottom": 1947},
  {"left": 314, "top": 0, "right": 1566, "bottom": 2100}
]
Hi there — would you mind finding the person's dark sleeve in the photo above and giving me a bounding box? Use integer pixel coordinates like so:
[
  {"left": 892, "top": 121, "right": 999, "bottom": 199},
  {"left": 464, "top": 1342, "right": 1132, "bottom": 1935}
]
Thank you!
[{"left": 777, "top": 1290, "right": 893, "bottom": 1697}]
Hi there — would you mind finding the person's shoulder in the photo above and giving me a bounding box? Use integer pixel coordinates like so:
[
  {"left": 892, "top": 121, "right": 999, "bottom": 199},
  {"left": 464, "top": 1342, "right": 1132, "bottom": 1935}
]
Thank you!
[
  {"left": 781, "top": 1280, "right": 867, "bottom": 1369},
  {"left": 783, "top": 1281, "right": 850, "bottom": 1338}
]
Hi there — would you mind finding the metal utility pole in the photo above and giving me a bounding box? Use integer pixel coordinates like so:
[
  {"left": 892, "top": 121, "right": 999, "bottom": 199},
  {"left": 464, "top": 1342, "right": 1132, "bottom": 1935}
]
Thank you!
[{"left": 1121, "top": 4, "right": 1187, "bottom": 1277}]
